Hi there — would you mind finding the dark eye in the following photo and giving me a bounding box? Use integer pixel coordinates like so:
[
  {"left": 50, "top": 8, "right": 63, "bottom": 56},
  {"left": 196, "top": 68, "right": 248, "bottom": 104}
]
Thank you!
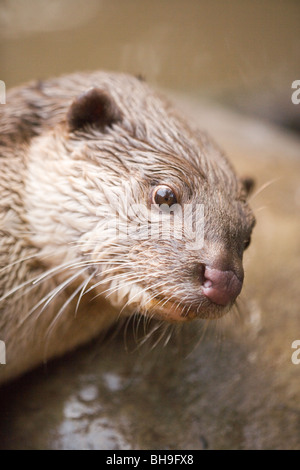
[
  {"left": 244, "top": 236, "right": 251, "bottom": 250},
  {"left": 152, "top": 185, "right": 178, "bottom": 207}
]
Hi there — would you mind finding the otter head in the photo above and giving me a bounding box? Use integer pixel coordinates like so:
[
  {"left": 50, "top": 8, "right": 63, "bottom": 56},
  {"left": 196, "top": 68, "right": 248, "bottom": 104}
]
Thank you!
[{"left": 26, "top": 74, "right": 255, "bottom": 322}]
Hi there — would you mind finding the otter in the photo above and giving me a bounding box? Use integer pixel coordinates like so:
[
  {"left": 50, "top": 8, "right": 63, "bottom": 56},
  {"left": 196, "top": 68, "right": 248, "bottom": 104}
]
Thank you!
[{"left": 0, "top": 71, "right": 255, "bottom": 384}]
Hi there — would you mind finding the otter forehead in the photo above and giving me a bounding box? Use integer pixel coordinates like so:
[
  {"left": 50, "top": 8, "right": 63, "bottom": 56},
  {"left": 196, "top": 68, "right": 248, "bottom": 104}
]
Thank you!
[
  {"left": 4, "top": 70, "right": 240, "bottom": 198},
  {"left": 11, "top": 71, "right": 238, "bottom": 194},
  {"left": 59, "top": 73, "right": 239, "bottom": 192}
]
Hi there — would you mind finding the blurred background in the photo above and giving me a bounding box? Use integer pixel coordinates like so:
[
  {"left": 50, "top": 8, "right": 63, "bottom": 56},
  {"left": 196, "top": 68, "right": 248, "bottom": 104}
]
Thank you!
[{"left": 1, "top": 0, "right": 300, "bottom": 132}]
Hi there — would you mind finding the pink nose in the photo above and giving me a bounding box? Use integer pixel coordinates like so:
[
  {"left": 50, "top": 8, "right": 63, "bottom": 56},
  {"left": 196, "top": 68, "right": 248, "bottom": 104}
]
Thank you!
[{"left": 202, "top": 267, "right": 243, "bottom": 306}]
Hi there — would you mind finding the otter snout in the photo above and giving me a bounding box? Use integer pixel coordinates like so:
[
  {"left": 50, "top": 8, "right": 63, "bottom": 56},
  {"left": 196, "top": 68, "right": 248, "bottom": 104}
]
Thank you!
[{"left": 202, "top": 266, "right": 243, "bottom": 306}]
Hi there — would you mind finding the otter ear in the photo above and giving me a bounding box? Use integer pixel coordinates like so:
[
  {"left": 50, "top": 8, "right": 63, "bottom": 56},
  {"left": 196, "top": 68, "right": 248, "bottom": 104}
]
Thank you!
[
  {"left": 67, "top": 88, "right": 122, "bottom": 132},
  {"left": 240, "top": 176, "right": 255, "bottom": 198}
]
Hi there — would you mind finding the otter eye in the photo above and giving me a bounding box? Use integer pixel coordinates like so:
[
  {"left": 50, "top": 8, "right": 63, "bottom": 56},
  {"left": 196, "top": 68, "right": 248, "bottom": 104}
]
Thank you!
[
  {"left": 244, "top": 236, "right": 251, "bottom": 250},
  {"left": 152, "top": 185, "right": 177, "bottom": 207}
]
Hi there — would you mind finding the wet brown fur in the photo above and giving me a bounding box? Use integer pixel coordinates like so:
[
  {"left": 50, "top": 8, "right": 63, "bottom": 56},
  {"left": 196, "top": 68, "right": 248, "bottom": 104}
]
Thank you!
[{"left": 0, "top": 71, "right": 255, "bottom": 384}]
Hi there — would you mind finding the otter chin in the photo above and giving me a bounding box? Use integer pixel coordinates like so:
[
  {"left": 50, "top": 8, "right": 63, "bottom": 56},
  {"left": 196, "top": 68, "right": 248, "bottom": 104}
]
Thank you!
[
  {"left": 144, "top": 300, "right": 231, "bottom": 322},
  {"left": 0, "top": 71, "right": 255, "bottom": 384}
]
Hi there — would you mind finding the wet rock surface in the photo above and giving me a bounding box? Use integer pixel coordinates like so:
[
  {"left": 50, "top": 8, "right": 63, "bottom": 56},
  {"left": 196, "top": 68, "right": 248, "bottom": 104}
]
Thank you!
[{"left": 0, "top": 97, "right": 299, "bottom": 450}]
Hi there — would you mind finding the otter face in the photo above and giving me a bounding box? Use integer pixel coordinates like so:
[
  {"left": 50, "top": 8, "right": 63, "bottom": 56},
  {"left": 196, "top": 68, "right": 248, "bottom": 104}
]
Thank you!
[
  {"left": 26, "top": 75, "right": 255, "bottom": 323},
  {"left": 76, "top": 171, "right": 255, "bottom": 322},
  {"left": 62, "top": 80, "right": 255, "bottom": 322}
]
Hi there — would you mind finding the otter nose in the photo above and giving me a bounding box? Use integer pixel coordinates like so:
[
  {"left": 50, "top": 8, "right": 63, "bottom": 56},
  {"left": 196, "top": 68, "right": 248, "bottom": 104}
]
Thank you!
[{"left": 202, "top": 266, "right": 243, "bottom": 306}]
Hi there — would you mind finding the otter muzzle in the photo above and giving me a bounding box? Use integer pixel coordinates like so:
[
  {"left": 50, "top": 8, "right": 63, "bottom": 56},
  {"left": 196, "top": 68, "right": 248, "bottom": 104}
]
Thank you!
[{"left": 202, "top": 267, "right": 243, "bottom": 306}]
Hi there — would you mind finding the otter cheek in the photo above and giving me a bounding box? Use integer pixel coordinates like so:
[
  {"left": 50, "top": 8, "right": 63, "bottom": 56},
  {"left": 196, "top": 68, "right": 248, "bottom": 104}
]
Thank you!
[{"left": 202, "top": 267, "right": 243, "bottom": 306}]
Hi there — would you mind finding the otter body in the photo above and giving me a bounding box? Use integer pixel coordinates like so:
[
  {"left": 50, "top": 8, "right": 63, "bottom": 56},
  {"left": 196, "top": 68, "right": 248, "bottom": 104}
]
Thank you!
[{"left": 0, "top": 71, "right": 255, "bottom": 384}]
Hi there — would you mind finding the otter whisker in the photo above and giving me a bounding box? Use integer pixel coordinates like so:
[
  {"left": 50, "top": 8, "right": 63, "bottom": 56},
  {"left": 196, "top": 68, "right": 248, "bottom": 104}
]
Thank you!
[
  {"left": 18, "top": 267, "right": 88, "bottom": 326},
  {"left": 31, "top": 259, "right": 83, "bottom": 285},
  {"left": 87, "top": 273, "right": 141, "bottom": 302},
  {"left": 0, "top": 252, "right": 41, "bottom": 274},
  {"left": 249, "top": 178, "right": 279, "bottom": 203},
  {"left": 184, "top": 302, "right": 194, "bottom": 317},
  {"left": 12, "top": 260, "right": 83, "bottom": 303},
  {"left": 118, "top": 279, "right": 170, "bottom": 316},
  {"left": 158, "top": 292, "right": 180, "bottom": 309},
  {"left": 123, "top": 314, "right": 134, "bottom": 353},
  {"left": 132, "top": 313, "right": 141, "bottom": 345},
  {"left": 233, "top": 300, "right": 242, "bottom": 321},
  {"left": 75, "top": 269, "right": 96, "bottom": 316},
  {"left": 87, "top": 274, "right": 145, "bottom": 306},
  {"left": 84, "top": 270, "right": 133, "bottom": 296},
  {"left": 107, "top": 277, "right": 154, "bottom": 307},
  {"left": 135, "top": 311, "right": 146, "bottom": 340},
  {"left": 185, "top": 318, "right": 210, "bottom": 356},
  {"left": 135, "top": 320, "right": 164, "bottom": 349},
  {"left": 149, "top": 323, "right": 172, "bottom": 351},
  {"left": 104, "top": 274, "right": 149, "bottom": 298},
  {"left": 253, "top": 206, "right": 268, "bottom": 213},
  {"left": 94, "top": 264, "right": 129, "bottom": 274},
  {"left": 45, "top": 273, "right": 91, "bottom": 341},
  {"left": 162, "top": 324, "right": 174, "bottom": 347},
  {"left": 0, "top": 258, "right": 79, "bottom": 303},
  {"left": 35, "top": 267, "right": 88, "bottom": 321}
]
